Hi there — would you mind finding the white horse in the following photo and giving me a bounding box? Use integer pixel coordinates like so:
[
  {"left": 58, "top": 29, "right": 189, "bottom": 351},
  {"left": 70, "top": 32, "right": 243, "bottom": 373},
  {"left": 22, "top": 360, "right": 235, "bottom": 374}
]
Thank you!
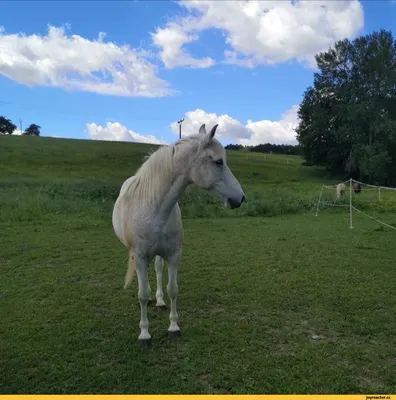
[
  {"left": 112, "top": 123, "right": 245, "bottom": 347},
  {"left": 336, "top": 183, "right": 346, "bottom": 200}
]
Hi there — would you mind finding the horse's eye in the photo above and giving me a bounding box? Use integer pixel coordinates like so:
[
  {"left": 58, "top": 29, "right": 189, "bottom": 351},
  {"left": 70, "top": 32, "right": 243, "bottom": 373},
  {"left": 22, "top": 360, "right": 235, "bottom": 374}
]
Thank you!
[{"left": 215, "top": 159, "right": 223, "bottom": 166}]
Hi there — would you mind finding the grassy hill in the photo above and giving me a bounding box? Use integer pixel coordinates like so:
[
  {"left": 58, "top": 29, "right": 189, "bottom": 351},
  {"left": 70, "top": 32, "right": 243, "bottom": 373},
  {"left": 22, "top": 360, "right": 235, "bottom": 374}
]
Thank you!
[
  {"left": 1, "top": 134, "right": 337, "bottom": 222},
  {"left": 1, "top": 135, "right": 396, "bottom": 394}
]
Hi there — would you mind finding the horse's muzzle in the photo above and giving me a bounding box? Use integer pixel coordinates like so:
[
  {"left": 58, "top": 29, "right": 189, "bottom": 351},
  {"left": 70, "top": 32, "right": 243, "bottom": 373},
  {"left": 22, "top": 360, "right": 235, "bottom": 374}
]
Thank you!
[{"left": 227, "top": 195, "right": 245, "bottom": 209}]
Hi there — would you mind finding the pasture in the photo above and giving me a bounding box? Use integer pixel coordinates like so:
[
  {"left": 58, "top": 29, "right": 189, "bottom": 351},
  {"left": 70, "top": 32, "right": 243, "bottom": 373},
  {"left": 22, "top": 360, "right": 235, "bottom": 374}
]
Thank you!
[{"left": 1, "top": 135, "right": 396, "bottom": 394}]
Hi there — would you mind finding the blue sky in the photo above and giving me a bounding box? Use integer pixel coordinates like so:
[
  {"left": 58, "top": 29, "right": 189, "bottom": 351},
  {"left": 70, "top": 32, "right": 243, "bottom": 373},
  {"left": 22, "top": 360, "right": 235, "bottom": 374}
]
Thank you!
[{"left": 1, "top": 0, "right": 395, "bottom": 146}]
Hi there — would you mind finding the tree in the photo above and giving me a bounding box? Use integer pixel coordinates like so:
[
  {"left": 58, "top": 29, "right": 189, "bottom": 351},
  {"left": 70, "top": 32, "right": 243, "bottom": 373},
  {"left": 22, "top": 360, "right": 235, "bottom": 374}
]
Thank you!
[
  {"left": 249, "top": 143, "right": 302, "bottom": 155},
  {"left": 23, "top": 124, "right": 41, "bottom": 136},
  {"left": 224, "top": 142, "right": 302, "bottom": 155},
  {"left": 296, "top": 29, "right": 396, "bottom": 185},
  {"left": 225, "top": 144, "right": 245, "bottom": 151},
  {"left": 0, "top": 116, "right": 17, "bottom": 135}
]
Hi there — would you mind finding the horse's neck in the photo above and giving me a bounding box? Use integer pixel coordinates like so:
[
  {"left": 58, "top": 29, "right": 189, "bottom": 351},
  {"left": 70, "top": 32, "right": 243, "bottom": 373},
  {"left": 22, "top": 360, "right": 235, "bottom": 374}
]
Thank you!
[
  {"left": 139, "top": 144, "right": 193, "bottom": 227},
  {"left": 154, "top": 173, "right": 188, "bottom": 226}
]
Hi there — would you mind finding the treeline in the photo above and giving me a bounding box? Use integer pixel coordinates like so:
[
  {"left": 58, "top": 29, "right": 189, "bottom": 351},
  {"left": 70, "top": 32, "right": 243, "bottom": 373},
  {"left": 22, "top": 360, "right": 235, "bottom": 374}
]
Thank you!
[
  {"left": 0, "top": 116, "right": 41, "bottom": 136},
  {"left": 225, "top": 143, "right": 302, "bottom": 155},
  {"left": 296, "top": 29, "right": 396, "bottom": 186}
]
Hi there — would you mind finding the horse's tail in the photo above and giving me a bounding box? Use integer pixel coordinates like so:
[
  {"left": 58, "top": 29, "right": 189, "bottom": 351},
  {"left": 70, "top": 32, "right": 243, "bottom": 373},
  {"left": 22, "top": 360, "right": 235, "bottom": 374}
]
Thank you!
[{"left": 124, "top": 251, "right": 136, "bottom": 289}]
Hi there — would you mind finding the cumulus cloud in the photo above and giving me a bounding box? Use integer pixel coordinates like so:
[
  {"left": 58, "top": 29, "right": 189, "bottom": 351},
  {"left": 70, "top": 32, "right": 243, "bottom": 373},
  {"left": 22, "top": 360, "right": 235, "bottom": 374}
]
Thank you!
[
  {"left": 86, "top": 122, "right": 166, "bottom": 145},
  {"left": 0, "top": 24, "right": 174, "bottom": 97},
  {"left": 86, "top": 107, "right": 299, "bottom": 147},
  {"left": 170, "top": 109, "right": 251, "bottom": 140},
  {"left": 151, "top": 0, "right": 364, "bottom": 69},
  {"left": 170, "top": 105, "right": 300, "bottom": 145},
  {"left": 151, "top": 22, "right": 214, "bottom": 69},
  {"left": 241, "top": 105, "right": 300, "bottom": 146}
]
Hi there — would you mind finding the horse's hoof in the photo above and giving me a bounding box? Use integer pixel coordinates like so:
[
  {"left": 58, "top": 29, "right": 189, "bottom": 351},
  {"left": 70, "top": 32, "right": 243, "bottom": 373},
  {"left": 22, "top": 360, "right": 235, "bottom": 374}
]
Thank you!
[
  {"left": 156, "top": 305, "right": 168, "bottom": 312},
  {"left": 138, "top": 338, "right": 152, "bottom": 348},
  {"left": 168, "top": 330, "right": 181, "bottom": 339}
]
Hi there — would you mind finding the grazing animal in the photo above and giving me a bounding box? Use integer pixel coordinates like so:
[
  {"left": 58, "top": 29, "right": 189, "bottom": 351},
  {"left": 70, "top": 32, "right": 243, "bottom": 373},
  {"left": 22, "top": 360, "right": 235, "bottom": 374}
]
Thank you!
[
  {"left": 353, "top": 182, "right": 361, "bottom": 194},
  {"left": 336, "top": 183, "right": 346, "bottom": 200},
  {"left": 112, "top": 123, "right": 245, "bottom": 347}
]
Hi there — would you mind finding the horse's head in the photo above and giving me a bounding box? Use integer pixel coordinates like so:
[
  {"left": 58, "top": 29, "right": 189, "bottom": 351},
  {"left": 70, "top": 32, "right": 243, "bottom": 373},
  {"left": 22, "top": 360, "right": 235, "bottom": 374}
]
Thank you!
[{"left": 188, "top": 123, "right": 245, "bottom": 209}]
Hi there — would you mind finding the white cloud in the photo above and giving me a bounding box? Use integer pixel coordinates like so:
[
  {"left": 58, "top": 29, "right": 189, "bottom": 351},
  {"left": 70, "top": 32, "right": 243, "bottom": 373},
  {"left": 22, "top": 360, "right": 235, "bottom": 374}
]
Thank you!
[
  {"left": 241, "top": 105, "right": 300, "bottom": 146},
  {"left": 0, "top": 24, "right": 174, "bottom": 97},
  {"left": 1, "top": 129, "right": 25, "bottom": 135},
  {"left": 86, "top": 107, "right": 300, "bottom": 147},
  {"left": 10, "top": 129, "right": 47, "bottom": 136},
  {"left": 151, "top": 21, "right": 214, "bottom": 69},
  {"left": 170, "top": 109, "right": 251, "bottom": 140},
  {"left": 170, "top": 105, "right": 300, "bottom": 145},
  {"left": 86, "top": 122, "right": 166, "bottom": 145},
  {"left": 151, "top": 0, "right": 364, "bottom": 69}
]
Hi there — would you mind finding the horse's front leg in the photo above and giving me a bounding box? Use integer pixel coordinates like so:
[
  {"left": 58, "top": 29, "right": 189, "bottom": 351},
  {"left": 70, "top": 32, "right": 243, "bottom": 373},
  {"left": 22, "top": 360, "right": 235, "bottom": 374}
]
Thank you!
[
  {"left": 155, "top": 255, "right": 167, "bottom": 311},
  {"left": 167, "top": 251, "right": 181, "bottom": 339},
  {"left": 135, "top": 255, "right": 152, "bottom": 347}
]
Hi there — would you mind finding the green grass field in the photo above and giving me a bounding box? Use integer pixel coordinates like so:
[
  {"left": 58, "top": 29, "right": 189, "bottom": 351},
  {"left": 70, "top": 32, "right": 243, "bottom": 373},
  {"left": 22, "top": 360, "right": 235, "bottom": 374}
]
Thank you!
[{"left": 1, "top": 135, "right": 396, "bottom": 394}]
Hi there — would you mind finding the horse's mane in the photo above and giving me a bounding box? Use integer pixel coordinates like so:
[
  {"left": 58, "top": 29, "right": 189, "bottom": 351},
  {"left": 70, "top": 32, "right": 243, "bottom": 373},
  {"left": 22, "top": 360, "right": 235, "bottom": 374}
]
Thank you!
[{"left": 124, "top": 134, "right": 201, "bottom": 205}]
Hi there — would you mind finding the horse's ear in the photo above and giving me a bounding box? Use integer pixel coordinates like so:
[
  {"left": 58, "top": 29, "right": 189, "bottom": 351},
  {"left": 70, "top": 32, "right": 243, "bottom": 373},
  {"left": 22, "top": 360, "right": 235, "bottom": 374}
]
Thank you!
[
  {"left": 208, "top": 124, "right": 218, "bottom": 140},
  {"left": 201, "top": 124, "right": 219, "bottom": 148},
  {"left": 199, "top": 124, "right": 206, "bottom": 134}
]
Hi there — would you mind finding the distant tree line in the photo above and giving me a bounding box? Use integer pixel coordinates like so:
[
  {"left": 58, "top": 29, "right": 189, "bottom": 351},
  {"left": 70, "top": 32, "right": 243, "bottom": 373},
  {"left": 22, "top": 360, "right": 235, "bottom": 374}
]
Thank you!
[
  {"left": 225, "top": 142, "right": 302, "bottom": 155},
  {"left": 0, "top": 116, "right": 41, "bottom": 136},
  {"left": 296, "top": 29, "right": 396, "bottom": 186}
]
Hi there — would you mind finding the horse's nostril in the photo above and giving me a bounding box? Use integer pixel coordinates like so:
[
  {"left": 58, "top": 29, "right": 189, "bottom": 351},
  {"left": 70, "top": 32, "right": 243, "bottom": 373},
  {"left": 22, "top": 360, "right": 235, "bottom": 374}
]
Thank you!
[{"left": 228, "top": 196, "right": 244, "bottom": 209}]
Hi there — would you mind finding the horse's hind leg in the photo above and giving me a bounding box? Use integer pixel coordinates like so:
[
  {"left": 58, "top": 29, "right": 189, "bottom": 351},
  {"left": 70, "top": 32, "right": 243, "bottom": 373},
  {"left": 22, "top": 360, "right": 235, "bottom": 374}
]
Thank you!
[
  {"left": 155, "top": 255, "right": 167, "bottom": 311},
  {"left": 167, "top": 251, "right": 181, "bottom": 339},
  {"left": 148, "top": 282, "right": 153, "bottom": 306}
]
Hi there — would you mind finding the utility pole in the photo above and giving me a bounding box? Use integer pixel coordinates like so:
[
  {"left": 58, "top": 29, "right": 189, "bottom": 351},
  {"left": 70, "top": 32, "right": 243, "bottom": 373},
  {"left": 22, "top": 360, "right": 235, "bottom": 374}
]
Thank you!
[
  {"left": 177, "top": 118, "right": 184, "bottom": 139},
  {"left": 19, "top": 118, "right": 23, "bottom": 135}
]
